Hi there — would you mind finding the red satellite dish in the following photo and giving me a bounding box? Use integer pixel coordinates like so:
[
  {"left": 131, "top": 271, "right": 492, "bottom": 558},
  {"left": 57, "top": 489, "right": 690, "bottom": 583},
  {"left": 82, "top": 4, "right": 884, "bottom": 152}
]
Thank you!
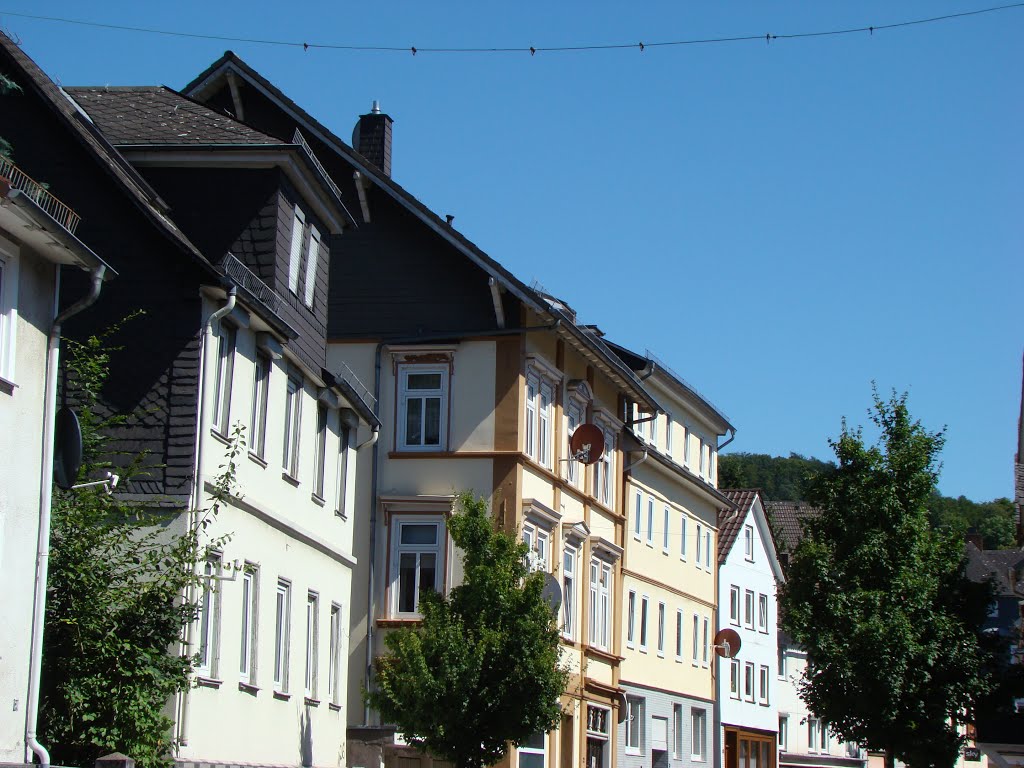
[
  {"left": 713, "top": 628, "right": 742, "bottom": 658},
  {"left": 569, "top": 424, "right": 605, "bottom": 466}
]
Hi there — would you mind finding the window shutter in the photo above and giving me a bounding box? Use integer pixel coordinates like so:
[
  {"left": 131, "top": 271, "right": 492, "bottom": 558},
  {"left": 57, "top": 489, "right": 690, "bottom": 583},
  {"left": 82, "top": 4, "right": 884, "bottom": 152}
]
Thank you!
[{"left": 303, "top": 227, "right": 320, "bottom": 308}]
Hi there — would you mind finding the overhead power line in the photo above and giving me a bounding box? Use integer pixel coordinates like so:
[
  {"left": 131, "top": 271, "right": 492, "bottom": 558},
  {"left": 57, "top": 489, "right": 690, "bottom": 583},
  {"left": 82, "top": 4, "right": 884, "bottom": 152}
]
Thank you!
[{"left": 1, "top": 3, "right": 1022, "bottom": 55}]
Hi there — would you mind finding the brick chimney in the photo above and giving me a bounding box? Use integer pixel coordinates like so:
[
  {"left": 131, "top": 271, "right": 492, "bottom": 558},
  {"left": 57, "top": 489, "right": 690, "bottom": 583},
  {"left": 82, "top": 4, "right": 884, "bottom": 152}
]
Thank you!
[{"left": 352, "top": 100, "right": 393, "bottom": 177}]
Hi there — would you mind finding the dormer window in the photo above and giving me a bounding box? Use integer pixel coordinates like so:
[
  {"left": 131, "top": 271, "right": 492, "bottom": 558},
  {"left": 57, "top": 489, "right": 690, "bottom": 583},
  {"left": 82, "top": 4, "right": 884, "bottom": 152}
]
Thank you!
[{"left": 286, "top": 203, "right": 322, "bottom": 310}]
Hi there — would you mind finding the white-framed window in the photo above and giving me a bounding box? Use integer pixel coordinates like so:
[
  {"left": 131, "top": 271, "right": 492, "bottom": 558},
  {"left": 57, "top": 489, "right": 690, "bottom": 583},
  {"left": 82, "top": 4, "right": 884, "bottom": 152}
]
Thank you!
[
  {"left": 524, "top": 369, "right": 556, "bottom": 468},
  {"left": 778, "top": 646, "right": 787, "bottom": 679},
  {"left": 274, "top": 579, "right": 292, "bottom": 692},
  {"left": 665, "top": 412, "right": 673, "bottom": 456},
  {"left": 699, "top": 438, "right": 707, "bottom": 477},
  {"left": 391, "top": 516, "right": 443, "bottom": 616},
  {"left": 518, "top": 731, "right": 547, "bottom": 768},
  {"left": 302, "top": 225, "right": 321, "bottom": 309},
  {"left": 709, "top": 447, "right": 717, "bottom": 484},
  {"left": 239, "top": 565, "right": 258, "bottom": 683},
  {"left": 675, "top": 608, "right": 683, "bottom": 660},
  {"left": 522, "top": 521, "right": 550, "bottom": 573},
  {"left": 646, "top": 497, "right": 655, "bottom": 547},
  {"left": 662, "top": 506, "right": 670, "bottom": 553},
  {"left": 335, "top": 423, "right": 351, "bottom": 517},
  {"left": 657, "top": 602, "right": 666, "bottom": 656},
  {"left": 588, "top": 558, "right": 612, "bottom": 650},
  {"left": 287, "top": 205, "right": 306, "bottom": 295},
  {"left": 626, "top": 590, "right": 636, "bottom": 647},
  {"left": 633, "top": 491, "right": 643, "bottom": 540},
  {"left": 730, "top": 585, "right": 741, "bottom": 625},
  {"left": 808, "top": 718, "right": 828, "bottom": 753},
  {"left": 593, "top": 425, "right": 615, "bottom": 507},
  {"left": 329, "top": 603, "right": 342, "bottom": 705},
  {"left": 759, "top": 664, "right": 770, "bottom": 705},
  {"left": 305, "top": 592, "right": 319, "bottom": 698},
  {"left": 672, "top": 703, "right": 683, "bottom": 759},
  {"left": 758, "top": 593, "right": 769, "bottom": 633},
  {"left": 779, "top": 716, "right": 789, "bottom": 751},
  {"left": 565, "top": 400, "right": 585, "bottom": 486},
  {"left": 681, "top": 424, "right": 690, "bottom": 466},
  {"left": 744, "top": 525, "right": 754, "bottom": 561},
  {"left": 625, "top": 696, "right": 643, "bottom": 754},
  {"left": 525, "top": 375, "right": 537, "bottom": 459},
  {"left": 691, "top": 708, "right": 707, "bottom": 761},
  {"left": 679, "top": 514, "right": 688, "bottom": 560},
  {"left": 639, "top": 595, "right": 649, "bottom": 651},
  {"left": 691, "top": 614, "right": 699, "bottom": 665},
  {"left": 730, "top": 658, "right": 741, "bottom": 699},
  {"left": 562, "top": 545, "right": 577, "bottom": 639},
  {"left": 282, "top": 370, "right": 302, "bottom": 477},
  {"left": 313, "top": 403, "right": 328, "bottom": 500},
  {"left": 0, "top": 245, "right": 19, "bottom": 383},
  {"left": 212, "top": 323, "right": 236, "bottom": 435},
  {"left": 704, "top": 530, "right": 712, "bottom": 570},
  {"left": 250, "top": 353, "right": 270, "bottom": 458},
  {"left": 538, "top": 382, "right": 553, "bottom": 467},
  {"left": 744, "top": 590, "right": 755, "bottom": 630},
  {"left": 695, "top": 523, "right": 703, "bottom": 566},
  {"left": 702, "top": 616, "right": 710, "bottom": 667},
  {"left": 197, "top": 555, "right": 222, "bottom": 676},
  {"left": 744, "top": 661, "right": 755, "bottom": 702},
  {"left": 398, "top": 365, "right": 449, "bottom": 451}
]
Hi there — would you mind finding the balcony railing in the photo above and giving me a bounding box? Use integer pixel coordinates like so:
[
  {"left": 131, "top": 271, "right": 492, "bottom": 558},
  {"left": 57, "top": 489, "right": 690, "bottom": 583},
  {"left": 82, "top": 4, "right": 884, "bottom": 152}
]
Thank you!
[
  {"left": 334, "top": 359, "right": 376, "bottom": 410},
  {"left": 221, "top": 253, "right": 284, "bottom": 317},
  {"left": 0, "top": 157, "right": 82, "bottom": 234},
  {"left": 291, "top": 129, "right": 343, "bottom": 203}
]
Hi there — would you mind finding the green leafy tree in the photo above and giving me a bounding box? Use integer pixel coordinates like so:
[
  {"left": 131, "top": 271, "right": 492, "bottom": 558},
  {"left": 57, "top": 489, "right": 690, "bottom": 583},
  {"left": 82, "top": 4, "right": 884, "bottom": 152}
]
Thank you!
[
  {"left": 717, "top": 452, "right": 835, "bottom": 501},
  {"left": 927, "top": 493, "right": 1016, "bottom": 549},
  {"left": 779, "top": 391, "right": 993, "bottom": 768},
  {"left": 367, "top": 492, "right": 569, "bottom": 768},
  {"left": 40, "top": 321, "right": 240, "bottom": 768}
]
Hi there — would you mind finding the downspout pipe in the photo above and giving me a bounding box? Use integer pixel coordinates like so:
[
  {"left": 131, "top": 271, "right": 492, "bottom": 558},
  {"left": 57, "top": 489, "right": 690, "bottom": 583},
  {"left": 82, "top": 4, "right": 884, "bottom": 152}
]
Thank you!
[
  {"left": 26, "top": 264, "right": 106, "bottom": 768},
  {"left": 176, "top": 284, "right": 236, "bottom": 748},
  {"left": 623, "top": 449, "right": 649, "bottom": 474},
  {"left": 361, "top": 321, "right": 560, "bottom": 725},
  {"left": 718, "top": 427, "right": 736, "bottom": 452}
]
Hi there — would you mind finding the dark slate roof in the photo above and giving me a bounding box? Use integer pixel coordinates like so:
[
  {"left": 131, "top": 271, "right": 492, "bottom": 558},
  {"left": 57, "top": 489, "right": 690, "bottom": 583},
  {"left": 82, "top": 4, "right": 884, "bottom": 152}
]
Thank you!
[
  {"left": 64, "top": 86, "right": 284, "bottom": 146},
  {"left": 0, "top": 33, "right": 209, "bottom": 269},
  {"left": 764, "top": 500, "right": 821, "bottom": 554},
  {"left": 965, "top": 542, "right": 1024, "bottom": 596},
  {"left": 718, "top": 489, "right": 760, "bottom": 563}
]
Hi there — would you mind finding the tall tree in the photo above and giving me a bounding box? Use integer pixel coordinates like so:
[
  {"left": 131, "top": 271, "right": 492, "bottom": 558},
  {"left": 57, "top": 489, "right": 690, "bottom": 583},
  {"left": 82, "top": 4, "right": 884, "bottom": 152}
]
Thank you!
[
  {"left": 367, "top": 492, "right": 568, "bottom": 768},
  {"left": 780, "top": 391, "right": 992, "bottom": 768},
  {"left": 717, "top": 452, "right": 835, "bottom": 501}
]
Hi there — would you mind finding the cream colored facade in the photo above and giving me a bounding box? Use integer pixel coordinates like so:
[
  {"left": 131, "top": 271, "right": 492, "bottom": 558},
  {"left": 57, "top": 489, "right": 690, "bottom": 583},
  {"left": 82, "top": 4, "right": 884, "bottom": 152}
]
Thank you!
[{"left": 175, "top": 292, "right": 376, "bottom": 768}]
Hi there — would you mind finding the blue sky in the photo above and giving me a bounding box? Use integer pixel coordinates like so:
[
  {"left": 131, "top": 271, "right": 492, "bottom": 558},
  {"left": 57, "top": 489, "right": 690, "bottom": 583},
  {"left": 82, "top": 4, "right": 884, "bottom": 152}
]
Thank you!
[{"left": 4, "top": 2, "right": 1021, "bottom": 501}]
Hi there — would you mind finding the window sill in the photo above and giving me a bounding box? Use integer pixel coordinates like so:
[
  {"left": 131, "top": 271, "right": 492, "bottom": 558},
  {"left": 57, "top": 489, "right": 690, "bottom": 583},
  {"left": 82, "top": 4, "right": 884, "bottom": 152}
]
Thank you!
[
  {"left": 282, "top": 472, "right": 300, "bottom": 487},
  {"left": 304, "top": 697, "right": 321, "bottom": 707},
  {"left": 329, "top": 702, "right": 342, "bottom": 712},
  {"left": 195, "top": 675, "right": 222, "bottom": 689},
  {"left": 376, "top": 617, "right": 424, "bottom": 628},
  {"left": 625, "top": 749, "right": 642, "bottom": 757},
  {"left": 248, "top": 451, "right": 268, "bottom": 468},
  {"left": 335, "top": 509, "right": 348, "bottom": 520},
  {"left": 657, "top": 652, "right": 665, "bottom": 659},
  {"left": 311, "top": 493, "right": 326, "bottom": 507},
  {"left": 210, "top": 429, "right": 231, "bottom": 447},
  {"left": 639, "top": 647, "right": 648, "bottom": 654},
  {"left": 273, "top": 690, "right": 291, "bottom": 701},
  {"left": 238, "top": 681, "right": 259, "bottom": 696},
  {"left": 0, "top": 376, "right": 15, "bottom": 395}
]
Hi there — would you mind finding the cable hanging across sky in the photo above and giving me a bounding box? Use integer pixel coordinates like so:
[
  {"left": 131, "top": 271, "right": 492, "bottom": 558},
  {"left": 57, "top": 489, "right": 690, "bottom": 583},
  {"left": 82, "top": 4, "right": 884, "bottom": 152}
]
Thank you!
[{"left": 1, "top": 3, "right": 1023, "bottom": 55}]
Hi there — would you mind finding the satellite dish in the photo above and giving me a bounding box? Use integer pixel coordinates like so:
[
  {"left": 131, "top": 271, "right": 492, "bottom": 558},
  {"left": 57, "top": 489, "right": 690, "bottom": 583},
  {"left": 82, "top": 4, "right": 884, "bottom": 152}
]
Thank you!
[
  {"left": 569, "top": 424, "right": 605, "bottom": 466},
  {"left": 713, "top": 628, "right": 742, "bottom": 659},
  {"left": 540, "top": 573, "right": 562, "bottom": 613},
  {"left": 615, "top": 690, "right": 629, "bottom": 723},
  {"left": 53, "top": 407, "right": 83, "bottom": 490}
]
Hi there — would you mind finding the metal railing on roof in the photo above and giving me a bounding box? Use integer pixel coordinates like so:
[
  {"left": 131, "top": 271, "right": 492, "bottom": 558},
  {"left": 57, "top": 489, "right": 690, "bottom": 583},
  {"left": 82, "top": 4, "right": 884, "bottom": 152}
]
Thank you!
[
  {"left": 221, "top": 253, "right": 284, "bottom": 317},
  {"left": 0, "top": 157, "right": 82, "bottom": 234},
  {"left": 333, "top": 359, "right": 376, "bottom": 409},
  {"left": 291, "top": 129, "right": 343, "bottom": 202},
  {"left": 644, "top": 348, "right": 731, "bottom": 424}
]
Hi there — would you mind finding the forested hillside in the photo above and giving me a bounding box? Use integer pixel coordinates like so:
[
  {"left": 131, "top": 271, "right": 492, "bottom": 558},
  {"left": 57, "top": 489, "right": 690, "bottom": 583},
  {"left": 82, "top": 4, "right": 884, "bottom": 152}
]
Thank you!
[{"left": 719, "top": 452, "right": 1017, "bottom": 549}]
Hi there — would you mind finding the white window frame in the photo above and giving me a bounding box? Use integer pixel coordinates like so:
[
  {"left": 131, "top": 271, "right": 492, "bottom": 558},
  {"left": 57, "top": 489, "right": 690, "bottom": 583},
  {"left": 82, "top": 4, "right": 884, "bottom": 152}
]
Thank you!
[
  {"left": 730, "top": 585, "right": 741, "bottom": 625},
  {"left": 758, "top": 593, "right": 769, "bottom": 633},
  {"left": 682, "top": 424, "right": 690, "bottom": 467},
  {"left": 287, "top": 206, "right": 306, "bottom": 295},
  {"left": 282, "top": 371, "right": 302, "bottom": 477},
  {"left": 313, "top": 403, "right": 328, "bottom": 500},
  {"left": 675, "top": 608, "right": 683, "bottom": 661},
  {"left": 808, "top": 718, "right": 821, "bottom": 753},
  {"left": 593, "top": 426, "right": 615, "bottom": 507},
  {"left": 398, "top": 364, "right": 449, "bottom": 451},
  {"left": 639, "top": 595, "right": 649, "bottom": 651},
  {"left": 588, "top": 558, "right": 612, "bottom": 650},
  {"left": 665, "top": 412, "right": 673, "bottom": 456},
  {"left": 565, "top": 400, "right": 585, "bottom": 486},
  {"left": 538, "top": 381, "right": 553, "bottom": 468},
  {"left": 704, "top": 530, "right": 712, "bottom": 570},
  {"left": 744, "top": 525, "right": 755, "bottom": 561},
  {"left": 562, "top": 544, "right": 577, "bottom": 640},
  {"left": 759, "top": 664, "right": 770, "bottom": 706},
  {"left": 250, "top": 352, "right": 270, "bottom": 458},
  {"left": 778, "top": 646, "right": 788, "bottom": 679},
  {"left": 745, "top": 590, "right": 755, "bottom": 630},
  {"left": 239, "top": 565, "right": 258, "bottom": 684},
  {"left": 274, "top": 579, "right": 292, "bottom": 692},
  {"left": 329, "top": 603, "right": 343, "bottom": 705},
  {"left": 691, "top": 614, "right": 699, "bottom": 666},
  {"left": 626, "top": 590, "right": 636, "bottom": 648},
  {"left": 691, "top": 708, "right": 707, "bottom": 762},
  {"left": 390, "top": 516, "right": 444, "bottom": 617},
  {"left": 522, "top": 521, "right": 551, "bottom": 573},
  {"left": 212, "top": 322, "right": 236, "bottom": 436},
  {"left": 518, "top": 732, "right": 547, "bottom": 768},
  {"left": 672, "top": 703, "right": 683, "bottom": 759},
  {"left": 779, "top": 716, "right": 789, "bottom": 752},
  {"left": 525, "top": 374, "right": 538, "bottom": 459},
  {"left": 662, "top": 506, "right": 670, "bottom": 553},
  {"left": 730, "top": 658, "right": 741, "bottom": 699},
  {"left": 0, "top": 245, "right": 19, "bottom": 383},
  {"left": 633, "top": 490, "right": 643, "bottom": 541},
  {"left": 695, "top": 523, "right": 703, "bottom": 566},
  {"left": 302, "top": 225, "right": 320, "bottom": 309},
  {"left": 305, "top": 592, "right": 319, "bottom": 698},
  {"left": 625, "top": 696, "right": 643, "bottom": 754},
  {"left": 679, "top": 513, "right": 688, "bottom": 560},
  {"left": 702, "top": 615, "right": 710, "bottom": 667},
  {"left": 744, "top": 661, "right": 755, "bottom": 702},
  {"left": 657, "top": 601, "right": 666, "bottom": 656},
  {"left": 196, "top": 555, "right": 222, "bottom": 677},
  {"left": 335, "top": 422, "right": 351, "bottom": 517},
  {"left": 646, "top": 497, "right": 655, "bottom": 547}
]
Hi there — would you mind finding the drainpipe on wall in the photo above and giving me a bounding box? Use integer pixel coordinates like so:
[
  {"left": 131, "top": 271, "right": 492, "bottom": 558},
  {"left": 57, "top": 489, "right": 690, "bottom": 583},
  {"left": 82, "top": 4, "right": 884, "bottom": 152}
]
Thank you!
[
  {"left": 176, "top": 284, "right": 236, "bottom": 749},
  {"left": 25, "top": 264, "right": 106, "bottom": 768}
]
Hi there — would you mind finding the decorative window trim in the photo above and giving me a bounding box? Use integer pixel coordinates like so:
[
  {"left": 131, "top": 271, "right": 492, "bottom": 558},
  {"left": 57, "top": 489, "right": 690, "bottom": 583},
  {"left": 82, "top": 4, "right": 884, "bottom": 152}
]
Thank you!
[
  {"left": 561, "top": 544, "right": 578, "bottom": 640},
  {"left": 396, "top": 360, "right": 451, "bottom": 452},
  {"left": 524, "top": 359, "right": 561, "bottom": 469}
]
